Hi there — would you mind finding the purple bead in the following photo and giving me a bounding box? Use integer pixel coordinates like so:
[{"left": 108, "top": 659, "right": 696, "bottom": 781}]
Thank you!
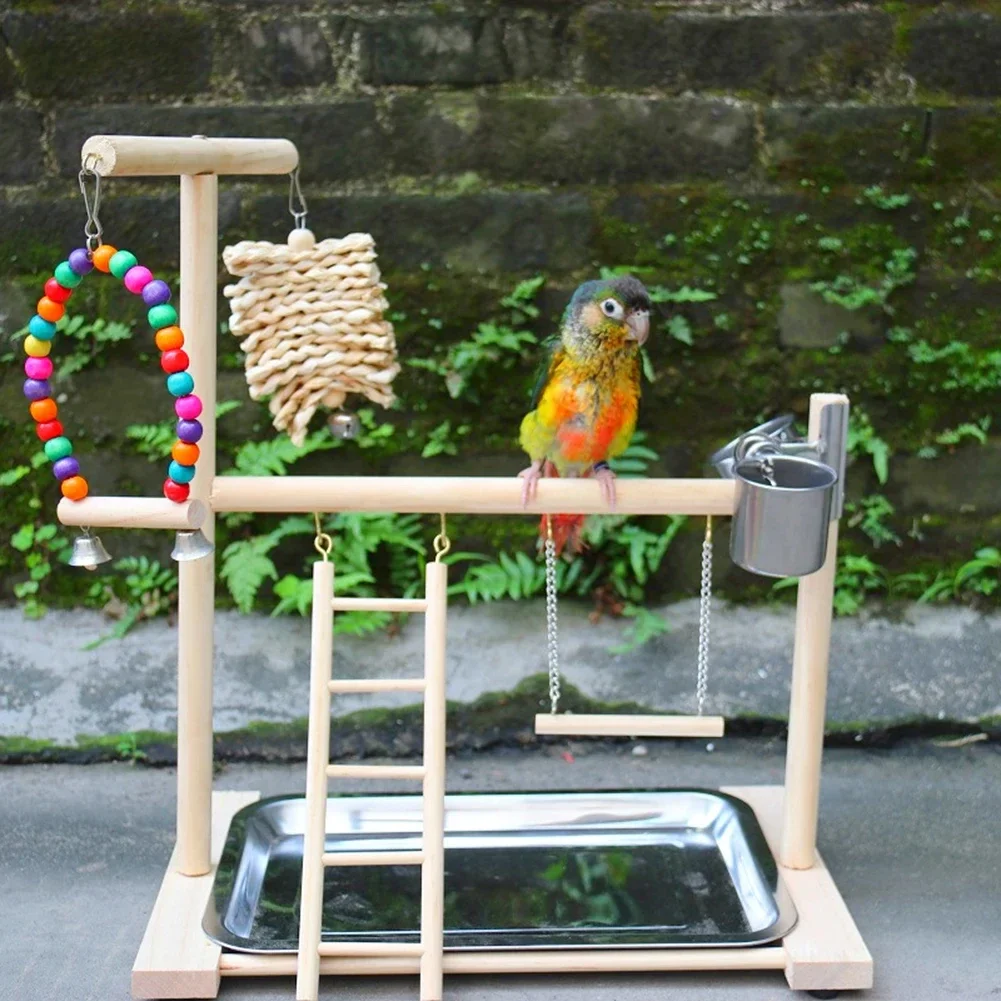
[
  {"left": 68, "top": 248, "right": 93, "bottom": 275},
  {"left": 52, "top": 456, "right": 80, "bottom": 481},
  {"left": 177, "top": 419, "right": 203, "bottom": 444},
  {"left": 23, "top": 378, "right": 50, "bottom": 401},
  {"left": 141, "top": 279, "right": 171, "bottom": 307}
]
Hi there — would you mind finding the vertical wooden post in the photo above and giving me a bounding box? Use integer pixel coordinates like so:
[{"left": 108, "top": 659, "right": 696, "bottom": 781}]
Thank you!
[
  {"left": 780, "top": 393, "right": 848, "bottom": 870},
  {"left": 175, "top": 173, "right": 218, "bottom": 877},
  {"left": 297, "top": 559, "right": 334, "bottom": 1001},
  {"left": 420, "top": 561, "right": 448, "bottom": 1001}
]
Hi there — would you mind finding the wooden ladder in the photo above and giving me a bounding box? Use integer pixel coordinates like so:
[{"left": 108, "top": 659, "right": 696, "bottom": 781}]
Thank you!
[{"left": 296, "top": 558, "right": 448, "bottom": 1001}]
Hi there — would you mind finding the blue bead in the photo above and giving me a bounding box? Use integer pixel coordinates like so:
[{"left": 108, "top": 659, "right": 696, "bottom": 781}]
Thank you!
[
  {"left": 28, "top": 315, "right": 57, "bottom": 340},
  {"left": 166, "top": 371, "right": 194, "bottom": 397},
  {"left": 168, "top": 460, "right": 195, "bottom": 484}
]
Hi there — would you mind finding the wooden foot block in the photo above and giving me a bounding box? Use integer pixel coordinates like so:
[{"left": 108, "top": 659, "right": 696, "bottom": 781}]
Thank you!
[
  {"left": 723, "top": 785, "right": 874, "bottom": 992},
  {"left": 132, "top": 790, "right": 260, "bottom": 999}
]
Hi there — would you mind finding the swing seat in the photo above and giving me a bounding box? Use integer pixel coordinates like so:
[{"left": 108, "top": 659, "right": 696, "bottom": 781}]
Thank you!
[{"left": 534, "top": 713, "right": 724, "bottom": 738}]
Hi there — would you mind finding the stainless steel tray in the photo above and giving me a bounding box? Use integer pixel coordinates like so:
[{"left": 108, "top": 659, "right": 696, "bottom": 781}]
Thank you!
[{"left": 204, "top": 790, "right": 796, "bottom": 953}]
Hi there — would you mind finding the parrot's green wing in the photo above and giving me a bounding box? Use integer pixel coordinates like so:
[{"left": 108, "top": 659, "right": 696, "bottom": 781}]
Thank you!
[{"left": 529, "top": 334, "right": 564, "bottom": 409}]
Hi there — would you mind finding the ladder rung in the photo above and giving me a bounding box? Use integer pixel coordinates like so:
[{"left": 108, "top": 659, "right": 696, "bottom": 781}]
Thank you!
[
  {"left": 328, "top": 678, "right": 426, "bottom": 694},
  {"left": 318, "top": 942, "right": 424, "bottom": 958},
  {"left": 322, "top": 850, "right": 424, "bottom": 867},
  {"left": 332, "top": 597, "right": 427, "bottom": 613},
  {"left": 326, "top": 764, "right": 427, "bottom": 781},
  {"left": 534, "top": 713, "right": 725, "bottom": 738}
]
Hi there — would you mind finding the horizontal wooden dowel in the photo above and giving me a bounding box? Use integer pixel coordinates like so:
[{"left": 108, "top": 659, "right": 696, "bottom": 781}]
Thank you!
[
  {"left": 317, "top": 943, "right": 424, "bottom": 958},
  {"left": 57, "top": 497, "right": 206, "bottom": 530},
  {"left": 212, "top": 476, "right": 736, "bottom": 517},
  {"left": 328, "top": 678, "right": 426, "bottom": 694},
  {"left": 326, "top": 764, "right": 426, "bottom": 781},
  {"left": 331, "top": 597, "right": 427, "bottom": 613},
  {"left": 534, "top": 713, "right": 725, "bottom": 738},
  {"left": 322, "top": 850, "right": 424, "bottom": 867},
  {"left": 220, "top": 946, "right": 787, "bottom": 978},
  {"left": 82, "top": 135, "right": 298, "bottom": 176}
]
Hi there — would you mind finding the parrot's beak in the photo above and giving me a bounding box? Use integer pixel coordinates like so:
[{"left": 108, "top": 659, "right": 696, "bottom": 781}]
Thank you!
[{"left": 626, "top": 309, "right": 650, "bottom": 346}]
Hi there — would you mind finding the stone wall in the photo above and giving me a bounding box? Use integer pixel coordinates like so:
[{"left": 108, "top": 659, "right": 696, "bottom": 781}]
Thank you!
[{"left": 1, "top": 0, "right": 1000, "bottom": 603}]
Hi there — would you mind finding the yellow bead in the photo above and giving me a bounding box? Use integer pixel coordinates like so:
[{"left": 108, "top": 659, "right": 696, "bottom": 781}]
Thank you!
[{"left": 24, "top": 335, "right": 52, "bottom": 357}]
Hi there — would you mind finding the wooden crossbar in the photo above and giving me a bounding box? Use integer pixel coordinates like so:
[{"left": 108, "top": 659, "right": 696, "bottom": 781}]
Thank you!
[
  {"left": 332, "top": 597, "right": 428, "bottom": 613},
  {"left": 328, "top": 678, "right": 426, "bottom": 694},
  {"left": 326, "top": 764, "right": 426, "bottom": 781},
  {"left": 318, "top": 943, "right": 424, "bottom": 958},
  {"left": 534, "top": 713, "right": 725, "bottom": 738},
  {"left": 322, "top": 851, "right": 425, "bottom": 867}
]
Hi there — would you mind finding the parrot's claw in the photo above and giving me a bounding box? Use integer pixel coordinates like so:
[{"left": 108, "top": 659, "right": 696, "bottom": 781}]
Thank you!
[
  {"left": 593, "top": 463, "right": 617, "bottom": 510},
  {"left": 519, "top": 461, "right": 544, "bottom": 507}
]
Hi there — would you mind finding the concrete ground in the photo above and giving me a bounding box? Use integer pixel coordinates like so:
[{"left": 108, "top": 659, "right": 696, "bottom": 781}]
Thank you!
[{"left": 2, "top": 739, "right": 999, "bottom": 1001}]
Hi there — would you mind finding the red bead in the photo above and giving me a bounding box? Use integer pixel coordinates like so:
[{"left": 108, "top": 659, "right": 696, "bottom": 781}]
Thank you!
[
  {"left": 160, "top": 349, "right": 189, "bottom": 374},
  {"left": 163, "top": 478, "right": 190, "bottom": 502},
  {"left": 44, "top": 278, "right": 73, "bottom": 304},
  {"left": 36, "top": 419, "right": 64, "bottom": 442}
]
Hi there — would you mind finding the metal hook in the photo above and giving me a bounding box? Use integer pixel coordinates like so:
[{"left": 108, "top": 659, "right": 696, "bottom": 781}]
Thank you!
[
  {"left": 78, "top": 160, "right": 103, "bottom": 253},
  {"left": 313, "top": 512, "right": 333, "bottom": 561},
  {"left": 288, "top": 166, "right": 308, "bottom": 230},
  {"left": 433, "top": 513, "right": 451, "bottom": 563}
]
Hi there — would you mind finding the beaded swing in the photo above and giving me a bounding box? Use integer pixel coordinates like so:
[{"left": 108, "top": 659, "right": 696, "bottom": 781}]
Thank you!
[{"left": 222, "top": 172, "right": 399, "bottom": 445}]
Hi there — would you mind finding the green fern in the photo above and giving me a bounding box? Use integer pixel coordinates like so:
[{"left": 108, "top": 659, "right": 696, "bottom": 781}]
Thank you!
[{"left": 228, "top": 431, "right": 336, "bottom": 476}]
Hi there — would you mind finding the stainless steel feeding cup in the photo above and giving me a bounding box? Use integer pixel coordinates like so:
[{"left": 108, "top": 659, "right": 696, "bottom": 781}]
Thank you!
[{"left": 730, "top": 454, "right": 838, "bottom": 578}]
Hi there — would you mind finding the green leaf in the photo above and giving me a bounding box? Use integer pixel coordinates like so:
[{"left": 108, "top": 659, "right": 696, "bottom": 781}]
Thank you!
[
  {"left": 220, "top": 540, "right": 278, "bottom": 613},
  {"left": 11, "top": 525, "right": 34, "bottom": 551},
  {"left": 0, "top": 465, "right": 30, "bottom": 487},
  {"left": 666, "top": 315, "right": 693, "bottom": 345}
]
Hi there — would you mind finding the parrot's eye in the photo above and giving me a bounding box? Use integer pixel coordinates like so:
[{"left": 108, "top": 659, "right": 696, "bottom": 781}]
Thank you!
[{"left": 601, "top": 298, "right": 624, "bottom": 320}]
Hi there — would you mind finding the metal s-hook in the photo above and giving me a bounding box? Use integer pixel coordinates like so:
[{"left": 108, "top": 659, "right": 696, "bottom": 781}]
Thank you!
[
  {"left": 313, "top": 512, "right": 333, "bottom": 562},
  {"left": 288, "top": 166, "right": 308, "bottom": 230},
  {"left": 432, "top": 513, "right": 451, "bottom": 563},
  {"left": 78, "top": 156, "right": 103, "bottom": 252}
]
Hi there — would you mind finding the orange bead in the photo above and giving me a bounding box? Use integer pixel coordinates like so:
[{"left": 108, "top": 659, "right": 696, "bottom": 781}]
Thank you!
[
  {"left": 60, "top": 475, "right": 89, "bottom": 501},
  {"left": 29, "top": 398, "right": 58, "bottom": 423},
  {"left": 171, "top": 441, "right": 200, "bottom": 465},
  {"left": 155, "top": 325, "right": 184, "bottom": 351},
  {"left": 92, "top": 245, "right": 117, "bottom": 273},
  {"left": 36, "top": 296, "right": 65, "bottom": 322}
]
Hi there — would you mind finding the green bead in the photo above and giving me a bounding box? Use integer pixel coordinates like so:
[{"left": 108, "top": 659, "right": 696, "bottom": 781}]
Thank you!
[
  {"left": 148, "top": 304, "right": 178, "bottom": 330},
  {"left": 109, "top": 250, "right": 138, "bottom": 279},
  {"left": 44, "top": 436, "right": 73, "bottom": 462},
  {"left": 54, "top": 262, "right": 83, "bottom": 288}
]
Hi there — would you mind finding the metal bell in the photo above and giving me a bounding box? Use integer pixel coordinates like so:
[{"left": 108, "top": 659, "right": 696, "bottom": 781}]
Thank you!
[
  {"left": 68, "top": 531, "right": 113, "bottom": 572},
  {"left": 171, "top": 528, "right": 215, "bottom": 563},
  {"left": 327, "top": 410, "right": 361, "bottom": 440}
]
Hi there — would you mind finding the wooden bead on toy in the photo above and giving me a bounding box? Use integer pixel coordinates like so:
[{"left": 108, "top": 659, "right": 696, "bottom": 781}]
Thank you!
[
  {"left": 125, "top": 265, "right": 154, "bottom": 294},
  {"left": 287, "top": 228, "right": 316, "bottom": 252},
  {"left": 24, "top": 356, "right": 53, "bottom": 380},
  {"left": 155, "top": 326, "right": 184, "bottom": 351},
  {"left": 54, "top": 261, "right": 83, "bottom": 288},
  {"left": 177, "top": 419, "right": 203, "bottom": 443},
  {"left": 44, "top": 278, "right": 72, "bottom": 304},
  {"left": 163, "top": 478, "right": 190, "bottom": 502},
  {"left": 175, "top": 394, "right": 202, "bottom": 419},
  {"left": 167, "top": 371, "right": 194, "bottom": 396},
  {"left": 60, "top": 475, "right": 88, "bottom": 500},
  {"left": 36, "top": 419, "right": 63, "bottom": 442},
  {"left": 29, "top": 315, "right": 57, "bottom": 340},
  {"left": 172, "top": 441, "right": 199, "bottom": 465},
  {"left": 29, "top": 398, "right": 57, "bottom": 423},
  {"left": 52, "top": 456, "right": 80, "bottom": 481},
  {"left": 37, "top": 296, "right": 65, "bottom": 322},
  {"left": 92, "top": 244, "right": 117, "bottom": 272},
  {"left": 44, "top": 436, "right": 73, "bottom": 461},
  {"left": 23, "top": 378, "right": 50, "bottom": 400},
  {"left": 160, "top": 349, "right": 189, "bottom": 374},
  {"left": 149, "top": 303, "right": 178, "bottom": 329},
  {"left": 109, "top": 250, "right": 138, "bottom": 279},
  {"left": 168, "top": 460, "right": 195, "bottom": 484},
  {"left": 142, "top": 280, "right": 171, "bottom": 307},
  {"left": 24, "top": 335, "right": 52, "bottom": 357},
  {"left": 67, "top": 248, "right": 93, "bottom": 275}
]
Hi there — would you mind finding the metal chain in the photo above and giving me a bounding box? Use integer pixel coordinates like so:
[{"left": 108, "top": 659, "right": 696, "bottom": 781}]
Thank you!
[
  {"left": 695, "top": 516, "right": 713, "bottom": 716},
  {"left": 544, "top": 515, "right": 560, "bottom": 715}
]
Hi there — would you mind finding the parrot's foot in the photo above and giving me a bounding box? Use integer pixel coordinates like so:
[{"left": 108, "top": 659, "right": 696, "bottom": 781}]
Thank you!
[
  {"left": 518, "top": 460, "right": 544, "bottom": 507},
  {"left": 592, "top": 461, "right": 617, "bottom": 510}
]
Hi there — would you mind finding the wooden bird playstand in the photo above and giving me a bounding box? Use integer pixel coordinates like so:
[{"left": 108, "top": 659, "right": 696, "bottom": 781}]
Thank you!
[{"left": 52, "top": 135, "right": 871, "bottom": 1000}]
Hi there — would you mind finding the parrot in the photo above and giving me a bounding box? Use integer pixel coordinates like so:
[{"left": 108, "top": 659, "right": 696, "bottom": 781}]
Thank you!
[{"left": 518, "top": 275, "right": 651, "bottom": 555}]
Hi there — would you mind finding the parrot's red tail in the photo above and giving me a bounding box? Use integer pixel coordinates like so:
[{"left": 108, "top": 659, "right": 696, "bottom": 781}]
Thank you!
[{"left": 537, "top": 464, "right": 586, "bottom": 555}]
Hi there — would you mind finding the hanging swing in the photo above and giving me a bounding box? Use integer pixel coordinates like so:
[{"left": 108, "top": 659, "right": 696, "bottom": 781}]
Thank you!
[{"left": 534, "top": 516, "right": 725, "bottom": 739}]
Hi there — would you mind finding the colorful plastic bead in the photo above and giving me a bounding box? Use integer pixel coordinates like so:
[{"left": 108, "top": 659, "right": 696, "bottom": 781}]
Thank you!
[
  {"left": 168, "top": 460, "right": 195, "bottom": 484},
  {"left": 60, "top": 475, "right": 88, "bottom": 501},
  {"left": 109, "top": 250, "right": 138, "bottom": 280},
  {"left": 24, "top": 356, "right": 53, "bottom": 380},
  {"left": 124, "top": 265, "right": 154, "bottom": 294},
  {"left": 171, "top": 441, "right": 199, "bottom": 466},
  {"left": 29, "top": 398, "right": 57, "bottom": 423},
  {"left": 160, "top": 349, "right": 189, "bottom": 374},
  {"left": 28, "top": 315, "right": 57, "bottom": 340},
  {"left": 44, "top": 278, "right": 73, "bottom": 304},
  {"left": 175, "top": 394, "right": 202, "bottom": 420},
  {"left": 148, "top": 304, "right": 178, "bottom": 330},
  {"left": 163, "top": 478, "right": 190, "bottom": 502},
  {"left": 54, "top": 261, "right": 83, "bottom": 288},
  {"left": 142, "top": 279, "right": 171, "bottom": 307},
  {"left": 92, "top": 244, "right": 117, "bottom": 273},
  {"left": 36, "top": 420, "right": 63, "bottom": 442},
  {"left": 67, "top": 248, "right": 93, "bottom": 276},
  {"left": 44, "top": 436, "right": 73, "bottom": 462},
  {"left": 23, "top": 378, "right": 51, "bottom": 401},
  {"left": 166, "top": 371, "right": 194, "bottom": 397},
  {"left": 177, "top": 419, "right": 203, "bottom": 443},
  {"left": 24, "top": 335, "right": 52, "bottom": 357},
  {"left": 155, "top": 326, "right": 184, "bottom": 351},
  {"left": 52, "top": 456, "right": 80, "bottom": 481},
  {"left": 36, "top": 296, "right": 65, "bottom": 323}
]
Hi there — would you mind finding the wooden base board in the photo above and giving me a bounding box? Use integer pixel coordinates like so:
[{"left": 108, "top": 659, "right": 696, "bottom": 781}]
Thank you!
[
  {"left": 132, "top": 785, "right": 872, "bottom": 997},
  {"left": 132, "top": 790, "right": 260, "bottom": 999}
]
